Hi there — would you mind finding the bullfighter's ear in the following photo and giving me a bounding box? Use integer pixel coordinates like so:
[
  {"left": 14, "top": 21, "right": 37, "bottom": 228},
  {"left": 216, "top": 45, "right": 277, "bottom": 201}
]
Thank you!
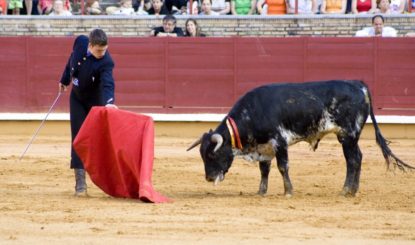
[
  {"left": 187, "top": 135, "right": 202, "bottom": 151},
  {"left": 209, "top": 129, "right": 213, "bottom": 133}
]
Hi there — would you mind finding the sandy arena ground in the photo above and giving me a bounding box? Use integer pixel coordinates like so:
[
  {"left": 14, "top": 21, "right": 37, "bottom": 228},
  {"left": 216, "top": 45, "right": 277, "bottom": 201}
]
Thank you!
[{"left": 0, "top": 121, "right": 414, "bottom": 244}]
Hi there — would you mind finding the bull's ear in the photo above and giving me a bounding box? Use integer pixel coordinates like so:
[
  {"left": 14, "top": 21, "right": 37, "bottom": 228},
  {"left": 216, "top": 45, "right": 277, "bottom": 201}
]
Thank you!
[{"left": 187, "top": 136, "right": 202, "bottom": 151}]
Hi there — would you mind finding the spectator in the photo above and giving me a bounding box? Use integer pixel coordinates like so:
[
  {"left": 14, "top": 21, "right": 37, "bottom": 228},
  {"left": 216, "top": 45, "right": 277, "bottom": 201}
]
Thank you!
[
  {"left": 230, "top": 0, "right": 256, "bottom": 15},
  {"left": 38, "top": 0, "right": 70, "bottom": 14},
  {"left": 9, "top": 0, "right": 23, "bottom": 14},
  {"left": 320, "top": 0, "right": 346, "bottom": 13},
  {"left": 165, "top": 0, "right": 199, "bottom": 15},
  {"left": 351, "top": 0, "right": 376, "bottom": 13},
  {"left": 256, "top": 0, "right": 286, "bottom": 15},
  {"left": 185, "top": 18, "right": 206, "bottom": 36},
  {"left": 24, "top": 0, "right": 32, "bottom": 14},
  {"left": 85, "top": 0, "right": 103, "bottom": 14},
  {"left": 287, "top": 0, "right": 317, "bottom": 13},
  {"left": 374, "top": 0, "right": 390, "bottom": 13},
  {"left": 0, "top": 0, "right": 7, "bottom": 14},
  {"left": 200, "top": 0, "right": 220, "bottom": 14},
  {"left": 49, "top": 0, "right": 72, "bottom": 15},
  {"left": 150, "top": 14, "right": 185, "bottom": 37},
  {"left": 388, "top": 0, "right": 404, "bottom": 13},
  {"left": 147, "top": 0, "right": 170, "bottom": 15},
  {"left": 132, "top": 0, "right": 140, "bottom": 10},
  {"left": 38, "top": 0, "right": 53, "bottom": 14},
  {"left": 355, "top": 14, "right": 397, "bottom": 37},
  {"left": 135, "top": 0, "right": 152, "bottom": 14},
  {"left": 24, "top": 0, "right": 40, "bottom": 15},
  {"left": 106, "top": 0, "right": 135, "bottom": 14},
  {"left": 164, "top": 0, "right": 186, "bottom": 14},
  {"left": 187, "top": 0, "right": 199, "bottom": 14},
  {"left": 211, "top": 0, "right": 230, "bottom": 14}
]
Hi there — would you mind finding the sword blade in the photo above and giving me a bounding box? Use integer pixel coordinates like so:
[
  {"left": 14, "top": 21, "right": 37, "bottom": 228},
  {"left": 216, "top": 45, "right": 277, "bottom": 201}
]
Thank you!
[{"left": 19, "top": 92, "right": 62, "bottom": 161}]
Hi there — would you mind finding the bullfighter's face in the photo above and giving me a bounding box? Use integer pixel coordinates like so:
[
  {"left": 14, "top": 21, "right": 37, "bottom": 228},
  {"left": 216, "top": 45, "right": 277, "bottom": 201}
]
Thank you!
[
  {"left": 88, "top": 44, "right": 108, "bottom": 59},
  {"left": 200, "top": 132, "right": 234, "bottom": 185}
]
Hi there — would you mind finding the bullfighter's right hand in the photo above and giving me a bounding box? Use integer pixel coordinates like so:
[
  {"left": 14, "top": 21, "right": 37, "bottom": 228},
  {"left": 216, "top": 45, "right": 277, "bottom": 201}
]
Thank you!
[{"left": 59, "top": 83, "right": 67, "bottom": 93}]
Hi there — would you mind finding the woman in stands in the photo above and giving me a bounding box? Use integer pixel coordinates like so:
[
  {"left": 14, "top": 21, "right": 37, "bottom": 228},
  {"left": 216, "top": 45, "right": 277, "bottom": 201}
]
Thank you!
[
  {"left": 230, "top": 0, "right": 256, "bottom": 15},
  {"left": 85, "top": 0, "right": 103, "bottom": 14},
  {"left": 256, "top": 0, "right": 286, "bottom": 15},
  {"left": 200, "top": 0, "right": 220, "bottom": 15},
  {"left": 386, "top": 0, "right": 405, "bottom": 14},
  {"left": 147, "top": 0, "right": 170, "bottom": 15},
  {"left": 0, "top": 0, "right": 7, "bottom": 15},
  {"left": 185, "top": 18, "right": 206, "bottom": 37},
  {"left": 351, "top": 0, "right": 377, "bottom": 13},
  {"left": 211, "top": 0, "right": 231, "bottom": 14},
  {"left": 320, "top": 0, "right": 347, "bottom": 13},
  {"left": 286, "top": 0, "right": 317, "bottom": 14}
]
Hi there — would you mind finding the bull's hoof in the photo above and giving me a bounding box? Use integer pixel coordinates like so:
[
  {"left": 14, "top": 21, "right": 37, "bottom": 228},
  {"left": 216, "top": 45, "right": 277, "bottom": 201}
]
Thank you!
[
  {"left": 74, "top": 190, "right": 89, "bottom": 197},
  {"left": 257, "top": 186, "right": 267, "bottom": 196},
  {"left": 284, "top": 193, "right": 293, "bottom": 198},
  {"left": 341, "top": 187, "right": 356, "bottom": 197},
  {"left": 257, "top": 190, "right": 267, "bottom": 196}
]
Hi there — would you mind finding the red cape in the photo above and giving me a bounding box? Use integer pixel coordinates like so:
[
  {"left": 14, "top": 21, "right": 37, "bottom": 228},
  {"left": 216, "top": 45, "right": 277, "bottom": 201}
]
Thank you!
[{"left": 73, "top": 107, "right": 171, "bottom": 203}]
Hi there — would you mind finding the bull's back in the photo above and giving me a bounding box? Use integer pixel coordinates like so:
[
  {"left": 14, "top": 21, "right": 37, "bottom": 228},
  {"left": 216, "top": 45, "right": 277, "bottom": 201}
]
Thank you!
[
  {"left": 240, "top": 80, "right": 367, "bottom": 109},
  {"left": 230, "top": 80, "right": 370, "bottom": 139}
]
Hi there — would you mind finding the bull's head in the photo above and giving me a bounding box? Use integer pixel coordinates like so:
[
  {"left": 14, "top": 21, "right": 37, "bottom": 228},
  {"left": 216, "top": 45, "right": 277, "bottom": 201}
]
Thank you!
[{"left": 187, "top": 130, "right": 234, "bottom": 185}]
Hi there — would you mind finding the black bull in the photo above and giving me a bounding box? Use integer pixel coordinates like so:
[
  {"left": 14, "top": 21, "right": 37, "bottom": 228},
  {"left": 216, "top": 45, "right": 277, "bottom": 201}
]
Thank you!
[{"left": 187, "top": 80, "right": 414, "bottom": 197}]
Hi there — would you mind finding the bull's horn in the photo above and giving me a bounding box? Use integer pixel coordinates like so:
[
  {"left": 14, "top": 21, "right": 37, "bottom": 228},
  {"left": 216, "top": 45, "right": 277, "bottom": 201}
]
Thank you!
[
  {"left": 187, "top": 136, "right": 202, "bottom": 151},
  {"left": 211, "top": 133, "right": 223, "bottom": 152}
]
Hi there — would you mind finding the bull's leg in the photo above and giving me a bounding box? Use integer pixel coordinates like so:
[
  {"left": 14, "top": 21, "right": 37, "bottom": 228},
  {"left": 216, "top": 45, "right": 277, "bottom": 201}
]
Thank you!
[
  {"left": 276, "top": 147, "right": 293, "bottom": 197},
  {"left": 339, "top": 136, "right": 362, "bottom": 197},
  {"left": 258, "top": 161, "right": 271, "bottom": 195}
]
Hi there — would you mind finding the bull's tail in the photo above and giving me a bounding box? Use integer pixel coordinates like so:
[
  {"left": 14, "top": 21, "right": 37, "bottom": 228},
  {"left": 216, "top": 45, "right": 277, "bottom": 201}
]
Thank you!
[{"left": 367, "top": 91, "right": 415, "bottom": 172}]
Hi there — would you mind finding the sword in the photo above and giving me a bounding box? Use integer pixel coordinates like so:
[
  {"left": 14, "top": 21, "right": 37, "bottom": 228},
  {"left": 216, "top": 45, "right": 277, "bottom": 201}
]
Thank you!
[{"left": 19, "top": 92, "right": 62, "bottom": 161}]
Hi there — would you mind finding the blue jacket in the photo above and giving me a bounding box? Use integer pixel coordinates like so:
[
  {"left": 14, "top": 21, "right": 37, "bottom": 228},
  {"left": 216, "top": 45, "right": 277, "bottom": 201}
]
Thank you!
[{"left": 60, "top": 35, "right": 115, "bottom": 105}]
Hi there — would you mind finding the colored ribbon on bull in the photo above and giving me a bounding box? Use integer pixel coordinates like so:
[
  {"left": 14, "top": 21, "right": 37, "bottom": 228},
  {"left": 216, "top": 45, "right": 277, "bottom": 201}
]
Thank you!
[
  {"left": 226, "top": 117, "right": 243, "bottom": 150},
  {"left": 225, "top": 119, "right": 236, "bottom": 148}
]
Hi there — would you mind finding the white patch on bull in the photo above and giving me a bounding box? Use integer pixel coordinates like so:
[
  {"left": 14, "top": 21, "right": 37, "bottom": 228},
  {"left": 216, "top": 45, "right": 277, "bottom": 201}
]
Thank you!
[
  {"left": 278, "top": 126, "right": 302, "bottom": 146},
  {"left": 278, "top": 110, "right": 341, "bottom": 151},
  {"left": 304, "top": 110, "right": 341, "bottom": 150},
  {"left": 330, "top": 98, "right": 337, "bottom": 110},
  {"left": 318, "top": 110, "right": 340, "bottom": 133},
  {"left": 241, "top": 109, "right": 251, "bottom": 121},
  {"left": 232, "top": 139, "right": 277, "bottom": 162},
  {"left": 361, "top": 87, "right": 370, "bottom": 104},
  {"left": 354, "top": 113, "right": 364, "bottom": 136}
]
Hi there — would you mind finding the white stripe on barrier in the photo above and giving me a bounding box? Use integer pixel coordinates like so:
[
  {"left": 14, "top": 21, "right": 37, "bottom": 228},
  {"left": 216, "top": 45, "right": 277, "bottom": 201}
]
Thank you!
[{"left": 1, "top": 113, "right": 415, "bottom": 124}]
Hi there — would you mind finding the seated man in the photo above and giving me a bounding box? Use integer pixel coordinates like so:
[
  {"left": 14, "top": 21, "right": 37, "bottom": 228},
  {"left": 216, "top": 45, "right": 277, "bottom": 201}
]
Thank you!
[
  {"left": 355, "top": 15, "right": 397, "bottom": 37},
  {"left": 150, "top": 15, "right": 184, "bottom": 37}
]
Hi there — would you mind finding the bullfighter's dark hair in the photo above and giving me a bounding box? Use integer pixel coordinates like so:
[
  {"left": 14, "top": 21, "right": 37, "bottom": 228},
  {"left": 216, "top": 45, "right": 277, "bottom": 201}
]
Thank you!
[{"left": 89, "top": 29, "right": 108, "bottom": 46}]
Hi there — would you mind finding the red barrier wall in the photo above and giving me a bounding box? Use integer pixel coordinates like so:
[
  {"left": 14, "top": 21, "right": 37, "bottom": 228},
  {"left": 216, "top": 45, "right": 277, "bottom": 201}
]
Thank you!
[{"left": 1, "top": 37, "right": 414, "bottom": 115}]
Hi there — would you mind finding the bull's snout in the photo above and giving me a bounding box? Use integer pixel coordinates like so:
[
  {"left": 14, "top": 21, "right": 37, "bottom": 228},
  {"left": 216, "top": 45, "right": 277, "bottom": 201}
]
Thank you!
[{"left": 206, "top": 171, "right": 224, "bottom": 186}]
